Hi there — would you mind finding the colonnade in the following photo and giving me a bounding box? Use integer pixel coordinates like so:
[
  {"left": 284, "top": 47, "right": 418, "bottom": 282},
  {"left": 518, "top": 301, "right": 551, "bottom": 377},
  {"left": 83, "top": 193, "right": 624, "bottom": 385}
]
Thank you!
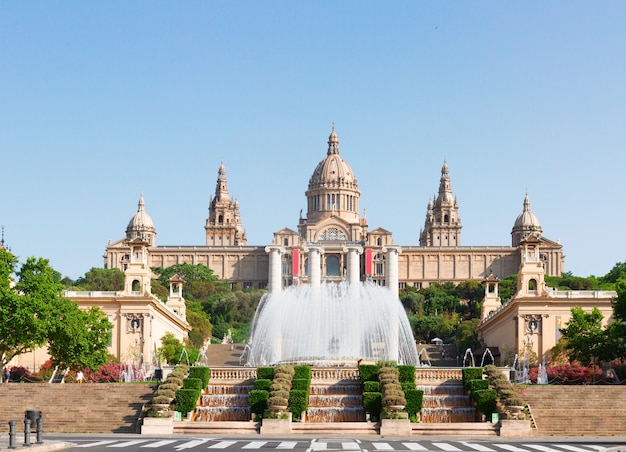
[{"left": 265, "top": 244, "right": 402, "bottom": 298}]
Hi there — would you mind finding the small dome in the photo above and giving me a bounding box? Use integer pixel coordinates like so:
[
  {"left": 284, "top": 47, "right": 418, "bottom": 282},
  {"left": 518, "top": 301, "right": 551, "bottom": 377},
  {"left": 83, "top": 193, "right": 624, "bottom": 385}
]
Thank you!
[
  {"left": 513, "top": 193, "right": 541, "bottom": 230},
  {"left": 126, "top": 195, "right": 156, "bottom": 244}
]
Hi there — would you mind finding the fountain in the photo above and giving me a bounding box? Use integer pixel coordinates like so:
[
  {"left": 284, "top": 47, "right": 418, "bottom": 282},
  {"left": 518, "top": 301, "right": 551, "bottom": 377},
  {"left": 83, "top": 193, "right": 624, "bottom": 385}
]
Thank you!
[
  {"left": 418, "top": 347, "right": 432, "bottom": 367},
  {"left": 462, "top": 348, "right": 475, "bottom": 367},
  {"left": 245, "top": 282, "right": 419, "bottom": 366},
  {"left": 480, "top": 348, "right": 495, "bottom": 367},
  {"left": 537, "top": 361, "right": 548, "bottom": 385}
]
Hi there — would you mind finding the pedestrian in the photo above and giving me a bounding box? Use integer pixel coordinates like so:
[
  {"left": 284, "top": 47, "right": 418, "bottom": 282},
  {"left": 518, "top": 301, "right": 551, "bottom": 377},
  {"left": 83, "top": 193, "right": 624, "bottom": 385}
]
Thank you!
[
  {"left": 4, "top": 368, "right": 10, "bottom": 383},
  {"left": 76, "top": 370, "right": 84, "bottom": 384}
]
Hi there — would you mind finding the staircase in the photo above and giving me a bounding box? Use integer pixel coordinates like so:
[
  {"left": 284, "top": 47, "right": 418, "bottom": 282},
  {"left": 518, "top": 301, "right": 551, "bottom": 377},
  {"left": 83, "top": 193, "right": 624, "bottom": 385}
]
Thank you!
[
  {"left": 0, "top": 383, "right": 155, "bottom": 433},
  {"left": 516, "top": 385, "right": 626, "bottom": 436}
]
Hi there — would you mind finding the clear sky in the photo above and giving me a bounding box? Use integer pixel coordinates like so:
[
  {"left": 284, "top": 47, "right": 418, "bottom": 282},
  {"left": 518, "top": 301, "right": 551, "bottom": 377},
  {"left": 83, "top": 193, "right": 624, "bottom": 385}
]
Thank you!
[{"left": 1, "top": 1, "right": 625, "bottom": 280}]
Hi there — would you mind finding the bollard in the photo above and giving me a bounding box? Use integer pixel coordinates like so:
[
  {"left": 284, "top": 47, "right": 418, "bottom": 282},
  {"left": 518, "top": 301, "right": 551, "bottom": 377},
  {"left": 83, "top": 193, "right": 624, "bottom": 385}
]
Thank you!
[
  {"left": 36, "top": 416, "right": 44, "bottom": 444},
  {"left": 23, "top": 418, "right": 31, "bottom": 446},
  {"left": 8, "top": 420, "right": 17, "bottom": 449}
]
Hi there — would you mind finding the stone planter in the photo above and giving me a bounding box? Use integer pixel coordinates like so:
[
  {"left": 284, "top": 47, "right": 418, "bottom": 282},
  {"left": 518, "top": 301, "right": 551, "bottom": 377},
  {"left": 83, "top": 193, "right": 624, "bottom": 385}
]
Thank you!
[
  {"left": 141, "top": 416, "right": 174, "bottom": 435},
  {"left": 260, "top": 412, "right": 292, "bottom": 434},
  {"left": 380, "top": 417, "right": 412, "bottom": 436},
  {"left": 499, "top": 419, "right": 532, "bottom": 437}
]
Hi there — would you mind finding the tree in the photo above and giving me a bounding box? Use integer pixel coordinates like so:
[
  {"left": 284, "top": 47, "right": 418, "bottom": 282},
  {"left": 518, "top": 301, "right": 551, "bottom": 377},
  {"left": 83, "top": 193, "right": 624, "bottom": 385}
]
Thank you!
[
  {"left": 47, "top": 305, "right": 113, "bottom": 371},
  {"left": 74, "top": 267, "right": 124, "bottom": 291},
  {"left": 559, "top": 306, "right": 607, "bottom": 365},
  {"left": 0, "top": 249, "right": 111, "bottom": 371}
]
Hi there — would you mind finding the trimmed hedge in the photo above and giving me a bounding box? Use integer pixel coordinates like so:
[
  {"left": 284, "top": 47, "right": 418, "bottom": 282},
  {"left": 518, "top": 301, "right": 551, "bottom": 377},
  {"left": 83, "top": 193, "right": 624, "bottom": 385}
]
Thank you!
[
  {"left": 257, "top": 367, "right": 275, "bottom": 380},
  {"left": 363, "top": 392, "right": 382, "bottom": 418},
  {"left": 359, "top": 364, "right": 379, "bottom": 385},
  {"left": 363, "top": 381, "right": 380, "bottom": 393},
  {"left": 249, "top": 389, "right": 269, "bottom": 415},
  {"left": 404, "top": 389, "right": 424, "bottom": 416},
  {"left": 293, "top": 365, "right": 312, "bottom": 381},
  {"left": 254, "top": 379, "right": 272, "bottom": 391},
  {"left": 188, "top": 366, "right": 210, "bottom": 389},
  {"left": 288, "top": 389, "right": 309, "bottom": 421},
  {"left": 466, "top": 379, "right": 489, "bottom": 393},
  {"left": 174, "top": 388, "right": 201, "bottom": 416},
  {"left": 401, "top": 381, "right": 417, "bottom": 392},
  {"left": 398, "top": 365, "right": 416, "bottom": 384},
  {"left": 473, "top": 389, "right": 498, "bottom": 417},
  {"left": 291, "top": 378, "right": 310, "bottom": 391},
  {"left": 183, "top": 377, "right": 203, "bottom": 390},
  {"left": 462, "top": 368, "right": 483, "bottom": 388}
]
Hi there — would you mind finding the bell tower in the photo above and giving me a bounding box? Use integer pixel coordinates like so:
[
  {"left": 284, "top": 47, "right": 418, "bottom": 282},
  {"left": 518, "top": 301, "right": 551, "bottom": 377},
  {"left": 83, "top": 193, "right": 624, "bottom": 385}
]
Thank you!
[
  {"left": 420, "top": 161, "right": 462, "bottom": 246},
  {"left": 123, "top": 237, "right": 152, "bottom": 295},
  {"left": 205, "top": 161, "right": 247, "bottom": 246}
]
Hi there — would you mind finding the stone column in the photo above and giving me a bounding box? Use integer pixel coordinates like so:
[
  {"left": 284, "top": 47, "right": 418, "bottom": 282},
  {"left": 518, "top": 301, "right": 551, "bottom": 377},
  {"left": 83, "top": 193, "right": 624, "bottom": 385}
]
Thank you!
[
  {"left": 343, "top": 245, "right": 363, "bottom": 286},
  {"left": 304, "top": 245, "right": 324, "bottom": 288},
  {"left": 382, "top": 245, "right": 402, "bottom": 299},
  {"left": 265, "top": 245, "right": 284, "bottom": 294}
]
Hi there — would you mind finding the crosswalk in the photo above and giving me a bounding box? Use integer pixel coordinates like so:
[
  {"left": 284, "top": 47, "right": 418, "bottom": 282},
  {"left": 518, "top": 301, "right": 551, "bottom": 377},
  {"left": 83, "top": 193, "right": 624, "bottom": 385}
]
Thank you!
[{"left": 70, "top": 439, "right": 616, "bottom": 452}]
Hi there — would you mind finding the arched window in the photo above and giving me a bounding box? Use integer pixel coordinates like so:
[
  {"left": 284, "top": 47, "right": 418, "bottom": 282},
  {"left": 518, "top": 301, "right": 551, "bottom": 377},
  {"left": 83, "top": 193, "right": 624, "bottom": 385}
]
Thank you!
[
  {"left": 444, "top": 214, "right": 449, "bottom": 223},
  {"left": 218, "top": 215, "right": 224, "bottom": 224},
  {"left": 528, "top": 279, "right": 537, "bottom": 294},
  {"left": 326, "top": 256, "right": 340, "bottom": 276},
  {"left": 132, "top": 279, "right": 141, "bottom": 292},
  {"left": 377, "top": 237, "right": 382, "bottom": 246},
  {"left": 283, "top": 238, "right": 289, "bottom": 246}
]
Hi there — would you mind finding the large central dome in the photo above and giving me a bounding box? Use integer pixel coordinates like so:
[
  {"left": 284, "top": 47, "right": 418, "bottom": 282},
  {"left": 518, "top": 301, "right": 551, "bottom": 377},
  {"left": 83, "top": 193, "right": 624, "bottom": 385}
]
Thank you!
[{"left": 308, "top": 127, "right": 359, "bottom": 191}]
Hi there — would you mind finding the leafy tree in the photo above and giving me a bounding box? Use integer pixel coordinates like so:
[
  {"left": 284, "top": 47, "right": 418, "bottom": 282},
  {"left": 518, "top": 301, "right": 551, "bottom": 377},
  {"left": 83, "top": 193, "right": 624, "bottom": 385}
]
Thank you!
[
  {"left": 157, "top": 332, "right": 200, "bottom": 365},
  {"left": 559, "top": 306, "right": 607, "bottom": 365},
  {"left": 455, "top": 280, "right": 484, "bottom": 318},
  {"left": 186, "top": 310, "right": 212, "bottom": 349},
  {"left": 74, "top": 267, "right": 124, "bottom": 291},
  {"left": 0, "top": 249, "right": 111, "bottom": 372},
  {"left": 454, "top": 318, "right": 480, "bottom": 354},
  {"left": 601, "top": 262, "right": 626, "bottom": 285},
  {"left": 47, "top": 305, "right": 113, "bottom": 371}
]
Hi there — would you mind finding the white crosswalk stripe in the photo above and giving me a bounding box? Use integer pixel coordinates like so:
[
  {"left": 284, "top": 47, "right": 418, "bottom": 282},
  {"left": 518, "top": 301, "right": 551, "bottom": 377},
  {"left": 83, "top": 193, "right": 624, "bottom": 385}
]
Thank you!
[
  {"left": 494, "top": 444, "right": 531, "bottom": 452},
  {"left": 141, "top": 439, "right": 179, "bottom": 448},
  {"left": 107, "top": 440, "right": 150, "bottom": 448},
  {"left": 277, "top": 442, "right": 299, "bottom": 449},
  {"left": 209, "top": 441, "right": 238, "bottom": 449},
  {"left": 461, "top": 442, "right": 496, "bottom": 452},
  {"left": 402, "top": 443, "right": 429, "bottom": 451},
  {"left": 555, "top": 446, "right": 601, "bottom": 452},
  {"left": 243, "top": 441, "right": 268, "bottom": 449},
  {"left": 341, "top": 442, "right": 361, "bottom": 450},
  {"left": 433, "top": 443, "right": 463, "bottom": 451},
  {"left": 525, "top": 444, "right": 566, "bottom": 452},
  {"left": 310, "top": 442, "right": 328, "bottom": 451},
  {"left": 372, "top": 443, "right": 395, "bottom": 451},
  {"left": 76, "top": 440, "right": 118, "bottom": 448},
  {"left": 175, "top": 439, "right": 210, "bottom": 450}
]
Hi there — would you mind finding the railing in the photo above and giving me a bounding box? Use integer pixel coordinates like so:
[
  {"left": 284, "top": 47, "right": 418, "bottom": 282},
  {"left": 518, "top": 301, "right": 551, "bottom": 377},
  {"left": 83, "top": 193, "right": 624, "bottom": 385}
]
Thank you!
[
  {"left": 415, "top": 368, "right": 463, "bottom": 382},
  {"left": 311, "top": 368, "right": 360, "bottom": 382},
  {"left": 210, "top": 368, "right": 257, "bottom": 381}
]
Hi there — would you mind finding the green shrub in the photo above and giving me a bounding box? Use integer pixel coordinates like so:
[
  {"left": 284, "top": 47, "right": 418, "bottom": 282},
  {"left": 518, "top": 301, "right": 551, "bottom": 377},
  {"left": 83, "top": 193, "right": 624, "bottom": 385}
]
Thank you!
[
  {"left": 257, "top": 367, "right": 275, "bottom": 380},
  {"left": 462, "top": 368, "right": 483, "bottom": 388},
  {"left": 401, "top": 381, "right": 417, "bottom": 392},
  {"left": 267, "top": 396, "right": 289, "bottom": 407},
  {"left": 183, "top": 377, "right": 203, "bottom": 390},
  {"left": 404, "top": 389, "right": 423, "bottom": 417},
  {"left": 276, "top": 365, "right": 295, "bottom": 376},
  {"left": 151, "top": 395, "right": 172, "bottom": 405},
  {"left": 254, "top": 379, "right": 272, "bottom": 391},
  {"left": 158, "top": 383, "right": 180, "bottom": 392},
  {"left": 288, "top": 389, "right": 309, "bottom": 421},
  {"left": 363, "top": 392, "right": 382, "bottom": 418},
  {"left": 174, "top": 388, "right": 201, "bottom": 416},
  {"left": 249, "top": 389, "right": 269, "bottom": 415},
  {"left": 466, "top": 379, "right": 489, "bottom": 393},
  {"left": 291, "top": 378, "right": 310, "bottom": 391},
  {"left": 155, "top": 389, "right": 176, "bottom": 399},
  {"left": 293, "top": 365, "right": 311, "bottom": 381},
  {"left": 473, "top": 389, "right": 497, "bottom": 417},
  {"left": 188, "top": 366, "right": 210, "bottom": 388},
  {"left": 398, "top": 365, "right": 416, "bottom": 384},
  {"left": 166, "top": 376, "right": 184, "bottom": 387},
  {"left": 359, "top": 364, "right": 379, "bottom": 385},
  {"left": 363, "top": 381, "right": 380, "bottom": 392}
]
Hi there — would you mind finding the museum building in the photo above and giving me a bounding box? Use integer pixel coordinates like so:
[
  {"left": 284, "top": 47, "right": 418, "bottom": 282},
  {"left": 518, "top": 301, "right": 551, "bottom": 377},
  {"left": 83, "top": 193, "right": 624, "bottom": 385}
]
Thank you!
[{"left": 104, "top": 127, "right": 564, "bottom": 290}]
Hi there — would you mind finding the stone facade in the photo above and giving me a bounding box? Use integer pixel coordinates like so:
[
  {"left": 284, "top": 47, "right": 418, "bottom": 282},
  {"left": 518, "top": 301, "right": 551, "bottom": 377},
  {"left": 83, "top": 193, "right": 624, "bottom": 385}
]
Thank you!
[{"left": 104, "top": 127, "right": 564, "bottom": 290}]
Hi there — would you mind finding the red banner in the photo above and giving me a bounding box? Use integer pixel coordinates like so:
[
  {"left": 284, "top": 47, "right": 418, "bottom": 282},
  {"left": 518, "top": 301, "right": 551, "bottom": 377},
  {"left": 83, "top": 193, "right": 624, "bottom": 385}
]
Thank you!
[
  {"left": 365, "top": 248, "right": 372, "bottom": 275},
  {"left": 292, "top": 249, "right": 299, "bottom": 276}
]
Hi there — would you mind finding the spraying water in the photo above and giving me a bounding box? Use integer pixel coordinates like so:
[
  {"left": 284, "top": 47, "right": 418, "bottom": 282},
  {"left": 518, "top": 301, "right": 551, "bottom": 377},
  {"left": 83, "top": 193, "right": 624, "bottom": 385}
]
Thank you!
[{"left": 245, "top": 281, "right": 419, "bottom": 366}]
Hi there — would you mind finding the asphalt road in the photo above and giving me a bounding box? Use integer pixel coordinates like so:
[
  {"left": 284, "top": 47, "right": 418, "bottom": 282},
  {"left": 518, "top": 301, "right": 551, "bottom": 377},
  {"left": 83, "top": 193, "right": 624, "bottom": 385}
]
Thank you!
[{"left": 37, "top": 435, "right": 626, "bottom": 452}]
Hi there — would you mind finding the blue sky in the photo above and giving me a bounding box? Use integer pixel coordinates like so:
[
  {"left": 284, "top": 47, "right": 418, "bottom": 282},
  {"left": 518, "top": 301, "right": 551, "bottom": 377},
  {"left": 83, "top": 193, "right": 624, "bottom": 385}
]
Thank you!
[{"left": 1, "top": 1, "right": 625, "bottom": 280}]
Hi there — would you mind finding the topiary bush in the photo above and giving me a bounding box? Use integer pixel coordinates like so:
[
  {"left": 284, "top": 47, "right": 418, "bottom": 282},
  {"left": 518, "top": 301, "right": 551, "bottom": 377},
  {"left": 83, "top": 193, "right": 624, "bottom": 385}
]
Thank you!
[
  {"left": 174, "top": 388, "right": 201, "bottom": 416},
  {"left": 257, "top": 367, "right": 275, "bottom": 380},
  {"left": 404, "top": 388, "right": 424, "bottom": 418},
  {"left": 466, "top": 379, "right": 489, "bottom": 393},
  {"left": 291, "top": 378, "right": 310, "bottom": 391},
  {"left": 188, "top": 366, "right": 210, "bottom": 389},
  {"left": 288, "top": 389, "right": 309, "bottom": 421},
  {"left": 363, "top": 381, "right": 380, "bottom": 392},
  {"left": 249, "top": 389, "right": 269, "bottom": 416},
  {"left": 254, "top": 379, "right": 272, "bottom": 391},
  {"left": 473, "top": 389, "right": 497, "bottom": 418},
  {"left": 462, "top": 367, "right": 483, "bottom": 389},
  {"left": 398, "top": 365, "right": 416, "bottom": 384},
  {"left": 363, "top": 392, "right": 382, "bottom": 420},
  {"left": 293, "top": 365, "right": 311, "bottom": 381},
  {"left": 183, "top": 377, "right": 203, "bottom": 390},
  {"left": 359, "top": 364, "right": 379, "bottom": 385}
]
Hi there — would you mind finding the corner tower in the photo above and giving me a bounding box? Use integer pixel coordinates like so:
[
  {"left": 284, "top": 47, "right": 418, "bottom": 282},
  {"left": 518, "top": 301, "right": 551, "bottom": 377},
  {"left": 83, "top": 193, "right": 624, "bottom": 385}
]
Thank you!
[
  {"left": 205, "top": 162, "right": 247, "bottom": 246},
  {"left": 419, "top": 161, "right": 462, "bottom": 246}
]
